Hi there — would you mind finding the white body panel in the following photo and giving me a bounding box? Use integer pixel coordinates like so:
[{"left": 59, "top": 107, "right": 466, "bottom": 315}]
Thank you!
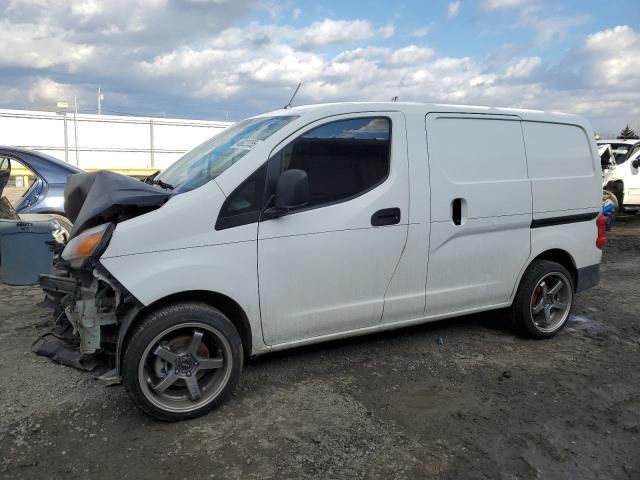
[
  {"left": 99, "top": 180, "right": 265, "bottom": 353},
  {"left": 523, "top": 121, "right": 601, "bottom": 216},
  {"left": 610, "top": 149, "right": 640, "bottom": 206},
  {"left": 380, "top": 111, "right": 431, "bottom": 325},
  {"left": 97, "top": 102, "right": 603, "bottom": 357},
  {"left": 424, "top": 114, "right": 532, "bottom": 315},
  {"left": 257, "top": 112, "right": 409, "bottom": 344}
]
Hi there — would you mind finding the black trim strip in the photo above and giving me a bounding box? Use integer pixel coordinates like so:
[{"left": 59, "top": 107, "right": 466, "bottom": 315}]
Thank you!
[{"left": 531, "top": 212, "right": 599, "bottom": 229}]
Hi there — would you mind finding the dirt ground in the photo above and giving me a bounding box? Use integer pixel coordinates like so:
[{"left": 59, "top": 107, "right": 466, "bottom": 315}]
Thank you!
[{"left": 1, "top": 216, "right": 639, "bottom": 480}]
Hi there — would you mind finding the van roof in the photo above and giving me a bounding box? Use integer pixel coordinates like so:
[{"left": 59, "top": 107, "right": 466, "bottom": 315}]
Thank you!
[{"left": 260, "top": 102, "right": 591, "bottom": 128}]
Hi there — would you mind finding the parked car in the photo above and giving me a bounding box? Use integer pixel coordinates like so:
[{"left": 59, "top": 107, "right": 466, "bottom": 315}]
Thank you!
[
  {"left": 597, "top": 139, "right": 640, "bottom": 164},
  {"left": 0, "top": 147, "right": 83, "bottom": 218},
  {"left": 41, "top": 102, "right": 605, "bottom": 421},
  {"left": 599, "top": 144, "right": 617, "bottom": 186},
  {"left": 604, "top": 147, "right": 640, "bottom": 212},
  {"left": 0, "top": 157, "right": 72, "bottom": 274}
]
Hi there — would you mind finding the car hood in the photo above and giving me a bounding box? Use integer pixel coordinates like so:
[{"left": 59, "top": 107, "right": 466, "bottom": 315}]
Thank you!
[{"left": 65, "top": 171, "right": 173, "bottom": 238}]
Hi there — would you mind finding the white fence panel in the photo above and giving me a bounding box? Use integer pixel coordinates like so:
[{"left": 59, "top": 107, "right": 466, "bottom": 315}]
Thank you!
[{"left": 0, "top": 108, "right": 231, "bottom": 170}]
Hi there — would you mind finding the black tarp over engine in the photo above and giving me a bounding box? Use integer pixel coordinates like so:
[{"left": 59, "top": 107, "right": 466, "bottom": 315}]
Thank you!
[{"left": 65, "top": 171, "right": 173, "bottom": 238}]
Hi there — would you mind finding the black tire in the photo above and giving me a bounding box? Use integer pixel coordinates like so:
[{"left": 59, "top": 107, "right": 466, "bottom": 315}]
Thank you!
[
  {"left": 509, "top": 260, "right": 575, "bottom": 339},
  {"left": 122, "top": 302, "right": 243, "bottom": 421},
  {"left": 609, "top": 183, "right": 624, "bottom": 212}
]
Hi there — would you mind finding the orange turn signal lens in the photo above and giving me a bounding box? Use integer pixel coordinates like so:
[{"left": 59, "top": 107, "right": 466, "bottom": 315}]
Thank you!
[{"left": 75, "top": 230, "right": 105, "bottom": 257}]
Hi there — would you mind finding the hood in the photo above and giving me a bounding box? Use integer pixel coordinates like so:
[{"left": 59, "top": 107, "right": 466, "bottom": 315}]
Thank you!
[{"left": 65, "top": 171, "right": 173, "bottom": 238}]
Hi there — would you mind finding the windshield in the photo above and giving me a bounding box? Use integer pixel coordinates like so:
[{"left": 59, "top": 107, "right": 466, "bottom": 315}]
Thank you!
[
  {"left": 597, "top": 142, "right": 633, "bottom": 164},
  {"left": 157, "top": 115, "right": 297, "bottom": 192}
]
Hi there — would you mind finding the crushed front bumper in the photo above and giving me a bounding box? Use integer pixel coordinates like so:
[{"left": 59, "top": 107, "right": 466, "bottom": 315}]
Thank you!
[{"left": 39, "top": 269, "right": 119, "bottom": 354}]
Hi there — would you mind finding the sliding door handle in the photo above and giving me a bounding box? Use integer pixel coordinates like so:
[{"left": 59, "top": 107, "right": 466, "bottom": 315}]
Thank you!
[
  {"left": 451, "top": 198, "right": 467, "bottom": 226},
  {"left": 371, "top": 208, "right": 401, "bottom": 226}
]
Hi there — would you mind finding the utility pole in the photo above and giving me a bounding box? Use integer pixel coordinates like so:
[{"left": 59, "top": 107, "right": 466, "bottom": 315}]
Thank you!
[
  {"left": 56, "top": 101, "right": 69, "bottom": 162},
  {"left": 73, "top": 96, "right": 80, "bottom": 166},
  {"left": 63, "top": 113, "right": 68, "bottom": 162},
  {"left": 149, "top": 118, "right": 155, "bottom": 168},
  {"left": 98, "top": 87, "right": 104, "bottom": 115}
]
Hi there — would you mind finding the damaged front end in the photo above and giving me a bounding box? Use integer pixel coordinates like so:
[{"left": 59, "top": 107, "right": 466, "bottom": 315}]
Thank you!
[
  {"left": 40, "top": 224, "right": 135, "bottom": 355},
  {"left": 37, "top": 171, "right": 172, "bottom": 376}
]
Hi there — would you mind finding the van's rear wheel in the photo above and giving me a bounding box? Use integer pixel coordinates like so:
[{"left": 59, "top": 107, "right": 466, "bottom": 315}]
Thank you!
[
  {"left": 510, "top": 260, "right": 574, "bottom": 338},
  {"left": 122, "top": 302, "right": 243, "bottom": 421}
]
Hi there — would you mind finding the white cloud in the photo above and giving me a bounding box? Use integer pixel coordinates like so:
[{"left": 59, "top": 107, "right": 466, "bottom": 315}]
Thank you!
[
  {"left": 519, "top": 8, "right": 589, "bottom": 47},
  {"left": 297, "top": 19, "right": 378, "bottom": 49},
  {"left": 483, "top": 0, "right": 527, "bottom": 9},
  {"left": 71, "top": 0, "right": 102, "bottom": 20},
  {"left": 504, "top": 57, "right": 541, "bottom": 79},
  {"left": 411, "top": 25, "right": 433, "bottom": 37},
  {"left": 447, "top": 1, "right": 460, "bottom": 17},
  {"left": 388, "top": 45, "right": 435, "bottom": 66},
  {"left": 0, "top": 21, "right": 94, "bottom": 71},
  {"left": 0, "top": 3, "right": 637, "bottom": 134},
  {"left": 380, "top": 24, "right": 395, "bottom": 39},
  {"left": 582, "top": 26, "right": 640, "bottom": 88},
  {"left": 27, "top": 78, "right": 73, "bottom": 106},
  {"left": 135, "top": 23, "right": 639, "bottom": 124}
]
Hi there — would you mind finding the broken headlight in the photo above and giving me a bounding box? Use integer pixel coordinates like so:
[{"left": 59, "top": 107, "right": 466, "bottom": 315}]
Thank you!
[{"left": 61, "top": 222, "right": 114, "bottom": 268}]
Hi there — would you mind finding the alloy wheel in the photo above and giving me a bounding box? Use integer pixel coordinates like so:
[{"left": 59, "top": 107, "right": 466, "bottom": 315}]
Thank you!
[
  {"left": 529, "top": 272, "right": 573, "bottom": 333},
  {"left": 137, "top": 322, "right": 233, "bottom": 413}
]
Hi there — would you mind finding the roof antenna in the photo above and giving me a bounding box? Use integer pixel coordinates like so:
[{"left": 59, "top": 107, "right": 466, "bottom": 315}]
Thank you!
[{"left": 284, "top": 82, "right": 302, "bottom": 109}]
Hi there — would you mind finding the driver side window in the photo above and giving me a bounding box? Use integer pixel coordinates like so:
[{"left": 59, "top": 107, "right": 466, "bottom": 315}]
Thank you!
[{"left": 279, "top": 117, "right": 391, "bottom": 212}]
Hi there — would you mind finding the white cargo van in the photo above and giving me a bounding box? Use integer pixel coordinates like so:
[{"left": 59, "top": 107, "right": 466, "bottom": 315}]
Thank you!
[{"left": 41, "top": 103, "right": 605, "bottom": 420}]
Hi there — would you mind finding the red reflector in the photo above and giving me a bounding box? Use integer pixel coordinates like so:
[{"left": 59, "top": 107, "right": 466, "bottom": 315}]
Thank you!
[{"left": 596, "top": 214, "right": 607, "bottom": 250}]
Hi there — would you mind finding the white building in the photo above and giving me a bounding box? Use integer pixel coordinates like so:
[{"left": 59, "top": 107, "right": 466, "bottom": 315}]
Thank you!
[{"left": 0, "top": 108, "right": 232, "bottom": 170}]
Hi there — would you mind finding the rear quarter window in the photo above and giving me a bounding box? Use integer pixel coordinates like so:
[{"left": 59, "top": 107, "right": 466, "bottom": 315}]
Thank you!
[{"left": 523, "top": 122, "right": 594, "bottom": 179}]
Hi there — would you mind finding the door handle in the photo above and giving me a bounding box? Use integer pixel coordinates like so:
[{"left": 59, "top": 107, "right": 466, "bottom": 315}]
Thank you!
[
  {"left": 371, "top": 208, "right": 401, "bottom": 226},
  {"left": 451, "top": 198, "right": 467, "bottom": 226}
]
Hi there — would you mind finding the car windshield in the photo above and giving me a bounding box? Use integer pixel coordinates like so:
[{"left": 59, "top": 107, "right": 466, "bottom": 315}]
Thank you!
[
  {"left": 157, "top": 115, "right": 297, "bottom": 192},
  {"left": 597, "top": 142, "right": 633, "bottom": 164}
]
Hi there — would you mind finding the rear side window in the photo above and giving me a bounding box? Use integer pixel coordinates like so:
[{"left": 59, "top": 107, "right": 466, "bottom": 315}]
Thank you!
[{"left": 279, "top": 117, "right": 391, "bottom": 210}]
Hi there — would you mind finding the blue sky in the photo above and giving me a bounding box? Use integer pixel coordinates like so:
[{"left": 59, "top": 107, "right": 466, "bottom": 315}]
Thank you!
[{"left": 0, "top": 0, "right": 638, "bottom": 134}]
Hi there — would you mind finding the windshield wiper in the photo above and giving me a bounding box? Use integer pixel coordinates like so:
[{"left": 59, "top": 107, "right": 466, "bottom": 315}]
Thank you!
[
  {"left": 153, "top": 179, "right": 174, "bottom": 190},
  {"left": 142, "top": 170, "right": 174, "bottom": 190},
  {"left": 142, "top": 170, "right": 160, "bottom": 184}
]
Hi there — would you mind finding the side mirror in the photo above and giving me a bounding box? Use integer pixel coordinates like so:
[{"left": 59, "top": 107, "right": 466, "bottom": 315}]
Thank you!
[
  {"left": 632, "top": 159, "right": 640, "bottom": 169},
  {"left": 275, "top": 169, "right": 309, "bottom": 209},
  {"left": 264, "top": 169, "right": 309, "bottom": 219}
]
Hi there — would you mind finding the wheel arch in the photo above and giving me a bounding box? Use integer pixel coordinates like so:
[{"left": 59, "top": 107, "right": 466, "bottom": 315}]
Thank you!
[
  {"left": 604, "top": 179, "right": 624, "bottom": 205},
  {"left": 116, "top": 290, "right": 254, "bottom": 376},
  {"left": 531, "top": 249, "right": 578, "bottom": 288},
  {"left": 511, "top": 247, "right": 579, "bottom": 305}
]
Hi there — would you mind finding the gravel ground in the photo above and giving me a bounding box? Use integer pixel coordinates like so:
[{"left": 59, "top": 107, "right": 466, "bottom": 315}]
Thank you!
[{"left": 1, "top": 215, "right": 639, "bottom": 480}]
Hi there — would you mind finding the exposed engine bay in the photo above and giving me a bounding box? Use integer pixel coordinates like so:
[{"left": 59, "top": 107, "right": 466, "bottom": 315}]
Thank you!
[{"left": 36, "top": 171, "right": 173, "bottom": 377}]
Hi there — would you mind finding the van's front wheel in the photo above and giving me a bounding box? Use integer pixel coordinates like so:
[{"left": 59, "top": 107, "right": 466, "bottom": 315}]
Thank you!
[
  {"left": 122, "top": 302, "right": 243, "bottom": 421},
  {"left": 510, "top": 260, "right": 574, "bottom": 338}
]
